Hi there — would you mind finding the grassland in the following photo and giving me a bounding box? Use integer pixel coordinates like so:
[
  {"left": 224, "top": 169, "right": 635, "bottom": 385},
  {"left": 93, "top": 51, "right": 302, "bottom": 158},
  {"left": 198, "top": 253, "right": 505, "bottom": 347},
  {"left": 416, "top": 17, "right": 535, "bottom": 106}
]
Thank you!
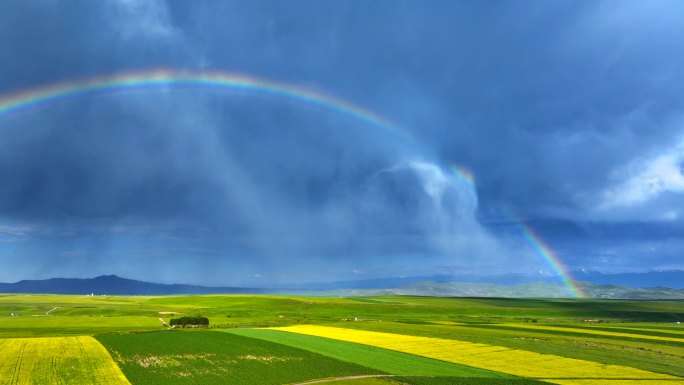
[
  {"left": 289, "top": 378, "right": 551, "bottom": 385},
  {"left": 0, "top": 336, "right": 130, "bottom": 384},
  {"left": 0, "top": 315, "right": 161, "bottom": 338},
  {"left": 0, "top": 294, "right": 162, "bottom": 337},
  {"left": 3, "top": 294, "right": 684, "bottom": 336},
  {"left": 0, "top": 294, "right": 683, "bottom": 384},
  {"left": 396, "top": 379, "right": 552, "bottom": 385}
]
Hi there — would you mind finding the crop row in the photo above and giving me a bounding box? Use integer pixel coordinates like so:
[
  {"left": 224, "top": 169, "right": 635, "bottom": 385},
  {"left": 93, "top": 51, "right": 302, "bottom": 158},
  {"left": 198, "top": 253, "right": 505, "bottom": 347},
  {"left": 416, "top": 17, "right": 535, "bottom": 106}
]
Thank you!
[
  {"left": 0, "top": 336, "right": 130, "bottom": 385},
  {"left": 272, "top": 325, "right": 684, "bottom": 385},
  {"left": 487, "top": 323, "right": 684, "bottom": 343}
]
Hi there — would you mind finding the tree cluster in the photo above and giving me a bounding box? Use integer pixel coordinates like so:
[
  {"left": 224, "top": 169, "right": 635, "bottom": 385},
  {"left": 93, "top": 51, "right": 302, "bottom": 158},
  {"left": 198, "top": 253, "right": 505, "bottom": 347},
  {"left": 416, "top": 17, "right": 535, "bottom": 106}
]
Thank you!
[{"left": 169, "top": 316, "right": 209, "bottom": 327}]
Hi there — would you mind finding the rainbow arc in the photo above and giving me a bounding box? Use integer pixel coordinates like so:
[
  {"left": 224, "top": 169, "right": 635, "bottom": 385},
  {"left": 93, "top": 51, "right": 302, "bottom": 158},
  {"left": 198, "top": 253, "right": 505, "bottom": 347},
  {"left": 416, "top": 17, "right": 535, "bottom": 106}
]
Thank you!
[
  {"left": 0, "top": 70, "right": 584, "bottom": 298},
  {"left": 450, "top": 164, "right": 585, "bottom": 298},
  {"left": 0, "top": 69, "right": 410, "bottom": 143}
]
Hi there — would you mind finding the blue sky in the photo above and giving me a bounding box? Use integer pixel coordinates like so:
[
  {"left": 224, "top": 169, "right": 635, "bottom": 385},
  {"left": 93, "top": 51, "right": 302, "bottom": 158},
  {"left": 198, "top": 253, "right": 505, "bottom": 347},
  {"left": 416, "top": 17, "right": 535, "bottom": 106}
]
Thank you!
[{"left": 0, "top": 0, "right": 683, "bottom": 285}]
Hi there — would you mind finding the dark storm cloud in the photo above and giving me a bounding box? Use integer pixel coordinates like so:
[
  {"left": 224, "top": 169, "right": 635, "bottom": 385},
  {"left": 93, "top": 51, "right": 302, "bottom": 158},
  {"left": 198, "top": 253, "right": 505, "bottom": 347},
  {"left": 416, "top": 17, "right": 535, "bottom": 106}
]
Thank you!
[
  {"left": 0, "top": 0, "right": 682, "bottom": 283},
  {"left": 170, "top": 0, "right": 684, "bottom": 272},
  {"left": 0, "top": 1, "right": 200, "bottom": 91},
  {"left": 0, "top": 83, "right": 502, "bottom": 284},
  {"left": 154, "top": 0, "right": 684, "bottom": 217}
]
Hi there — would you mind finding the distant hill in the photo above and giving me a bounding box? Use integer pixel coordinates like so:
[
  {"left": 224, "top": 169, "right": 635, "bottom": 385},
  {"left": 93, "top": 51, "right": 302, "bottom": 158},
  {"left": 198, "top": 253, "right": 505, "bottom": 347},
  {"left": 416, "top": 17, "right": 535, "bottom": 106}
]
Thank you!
[
  {"left": 269, "top": 274, "right": 565, "bottom": 291},
  {"left": 276, "top": 270, "right": 684, "bottom": 299},
  {"left": 321, "top": 281, "right": 684, "bottom": 299},
  {"left": 273, "top": 270, "right": 684, "bottom": 291},
  {"left": 574, "top": 270, "right": 684, "bottom": 289},
  {"left": 0, "top": 275, "right": 264, "bottom": 295},
  {"left": 2, "top": 271, "right": 684, "bottom": 298}
]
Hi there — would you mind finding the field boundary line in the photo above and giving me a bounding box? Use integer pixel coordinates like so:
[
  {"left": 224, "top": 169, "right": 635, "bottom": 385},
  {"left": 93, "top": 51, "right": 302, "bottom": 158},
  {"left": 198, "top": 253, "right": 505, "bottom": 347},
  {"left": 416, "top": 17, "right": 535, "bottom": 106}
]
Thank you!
[
  {"left": 45, "top": 307, "right": 59, "bottom": 316},
  {"left": 290, "top": 374, "right": 396, "bottom": 385},
  {"left": 10, "top": 339, "right": 26, "bottom": 385}
]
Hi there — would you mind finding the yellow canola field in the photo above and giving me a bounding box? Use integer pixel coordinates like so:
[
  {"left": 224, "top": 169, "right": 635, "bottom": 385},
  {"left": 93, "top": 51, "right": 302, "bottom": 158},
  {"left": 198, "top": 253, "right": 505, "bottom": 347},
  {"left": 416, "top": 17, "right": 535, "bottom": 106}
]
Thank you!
[
  {"left": 608, "top": 326, "right": 684, "bottom": 336},
  {"left": 485, "top": 323, "right": 684, "bottom": 343},
  {"left": 0, "top": 336, "right": 130, "bottom": 385},
  {"left": 272, "top": 325, "right": 684, "bottom": 385}
]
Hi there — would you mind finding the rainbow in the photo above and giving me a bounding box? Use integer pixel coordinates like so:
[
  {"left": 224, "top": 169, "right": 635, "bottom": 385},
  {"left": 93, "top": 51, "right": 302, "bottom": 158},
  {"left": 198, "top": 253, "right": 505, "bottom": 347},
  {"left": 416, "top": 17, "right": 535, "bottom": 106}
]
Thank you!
[
  {"left": 0, "top": 72, "right": 584, "bottom": 297},
  {"left": 0, "top": 69, "right": 410, "bottom": 142},
  {"left": 449, "top": 164, "right": 584, "bottom": 298},
  {"left": 450, "top": 164, "right": 476, "bottom": 188},
  {"left": 504, "top": 208, "right": 585, "bottom": 298}
]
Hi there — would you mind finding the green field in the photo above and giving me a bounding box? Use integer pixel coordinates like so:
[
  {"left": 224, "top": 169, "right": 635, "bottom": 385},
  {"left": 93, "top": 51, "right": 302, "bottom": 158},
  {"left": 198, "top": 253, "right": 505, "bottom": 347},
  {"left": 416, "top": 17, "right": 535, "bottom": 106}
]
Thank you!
[
  {"left": 4, "top": 294, "right": 684, "bottom": 334},
  {"left": 0, "top": 315, "right": 161, "bottom": 338},
  {"left": 225, "top": 328, "right": 510, "bottom": 377},
  {"left": 396, "top": 379, "right": 552, "bottom": 385},
  {"left": 96, "top": 330, "right": 382, "bottom": 385},
  {"left": 0, "top": 294, "right": 683, "bottom": 384}
]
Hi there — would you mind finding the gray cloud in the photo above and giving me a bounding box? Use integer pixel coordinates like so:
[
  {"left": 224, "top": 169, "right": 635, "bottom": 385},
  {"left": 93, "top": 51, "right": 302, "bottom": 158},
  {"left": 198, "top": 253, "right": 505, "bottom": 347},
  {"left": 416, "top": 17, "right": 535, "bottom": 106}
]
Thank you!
[{"left": 0, "top": 1, "right": 682, "bottom": 283}]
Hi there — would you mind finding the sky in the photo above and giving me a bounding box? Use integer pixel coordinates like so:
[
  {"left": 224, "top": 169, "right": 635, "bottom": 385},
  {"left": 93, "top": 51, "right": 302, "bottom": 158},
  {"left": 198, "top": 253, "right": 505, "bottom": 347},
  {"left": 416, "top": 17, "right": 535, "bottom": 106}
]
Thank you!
[{"left": 0, "top": 0, "right": 683, "bottom": 286}]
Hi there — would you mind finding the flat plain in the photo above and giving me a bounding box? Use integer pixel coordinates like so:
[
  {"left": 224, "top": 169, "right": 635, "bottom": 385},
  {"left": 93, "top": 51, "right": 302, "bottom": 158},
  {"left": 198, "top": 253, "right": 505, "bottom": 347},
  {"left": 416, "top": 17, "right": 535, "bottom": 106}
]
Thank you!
[{"left": 0, "top": 294, "right": 683, "bottom": 384}]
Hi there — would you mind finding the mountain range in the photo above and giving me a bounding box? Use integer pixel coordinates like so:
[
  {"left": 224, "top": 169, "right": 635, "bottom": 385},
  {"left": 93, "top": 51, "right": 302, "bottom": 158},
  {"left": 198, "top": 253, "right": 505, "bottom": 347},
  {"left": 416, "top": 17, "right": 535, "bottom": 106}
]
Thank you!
[
  {"left": 1, "top": 271, "right": 684, "bottom": 298},
  {"left": 269, "top": 270, "right": 684, "bottom": 291},
  {"left": 330, "top": 281, "right": 684, "bottom": 299},
  {"left": 0, "top": 275, "right": 264, "bottom": 296}
]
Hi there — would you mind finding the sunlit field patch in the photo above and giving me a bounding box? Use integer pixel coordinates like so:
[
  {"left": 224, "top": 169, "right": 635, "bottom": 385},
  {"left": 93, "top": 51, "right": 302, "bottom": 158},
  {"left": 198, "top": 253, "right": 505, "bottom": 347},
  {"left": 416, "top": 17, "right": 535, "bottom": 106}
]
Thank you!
[
  {"left": 589, "top": 325, "right": 684, "bottom": 336},
  {"left": 0, "top": 336, "right": 130, "bottom": 384},
  {"left": 482, "top": 323, "right": 684, "bottom": 343},
  {"left": 272, "top": 325, "right": 684, "bottom": 385}
]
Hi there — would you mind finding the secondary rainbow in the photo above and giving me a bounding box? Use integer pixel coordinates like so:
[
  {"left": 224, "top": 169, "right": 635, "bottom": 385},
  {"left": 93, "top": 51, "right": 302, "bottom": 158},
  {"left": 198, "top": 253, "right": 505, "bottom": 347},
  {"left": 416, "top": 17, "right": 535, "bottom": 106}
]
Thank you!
[{"left": 0, "top": 69, "right": 409, "bottom": 142}]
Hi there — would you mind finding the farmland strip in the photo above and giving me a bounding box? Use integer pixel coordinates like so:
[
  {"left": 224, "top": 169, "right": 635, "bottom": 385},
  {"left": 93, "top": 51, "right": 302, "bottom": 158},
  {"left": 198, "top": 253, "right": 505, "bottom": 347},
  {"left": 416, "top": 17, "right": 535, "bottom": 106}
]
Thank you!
[
  {"left": 272, "top": 325, "right": 684, "bottom": 385},
  {"left": 226, "top": 328, "right": 510, "bottom": 377},
  {"left": 291, "top": 374, "right": 396, "bottom": 385},
  {"left": 0, "top": 336, "right": 130, "bottom": 385},
  {"left": 480, "top": 324, "right": 684, "bottom": 343}
]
